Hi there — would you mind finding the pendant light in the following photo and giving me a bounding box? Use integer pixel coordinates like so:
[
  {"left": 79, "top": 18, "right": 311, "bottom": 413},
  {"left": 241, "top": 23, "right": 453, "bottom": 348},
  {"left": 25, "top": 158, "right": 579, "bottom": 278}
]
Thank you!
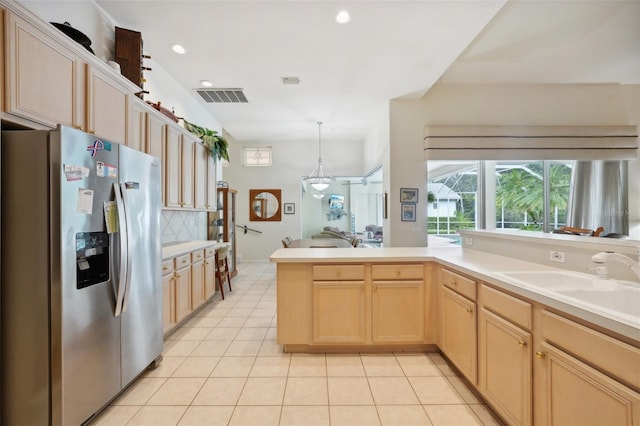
[{"left": 304, "top": 121, "right": 334, "bottom": 194}]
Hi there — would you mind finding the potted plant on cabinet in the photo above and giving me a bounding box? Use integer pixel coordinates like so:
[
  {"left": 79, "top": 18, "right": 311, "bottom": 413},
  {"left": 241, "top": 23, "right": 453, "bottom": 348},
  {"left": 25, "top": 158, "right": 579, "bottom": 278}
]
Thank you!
[{"left": 183, "top": 119, "right": 230, "bottom": 162}]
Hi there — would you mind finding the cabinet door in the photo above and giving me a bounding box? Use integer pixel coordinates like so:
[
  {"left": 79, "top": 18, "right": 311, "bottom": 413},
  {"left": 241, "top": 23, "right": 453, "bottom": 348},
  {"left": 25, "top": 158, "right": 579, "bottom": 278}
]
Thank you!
[
  {"left": 181, "top": 135, "right": 195, "bottom": 209},
  {"left": 174, "top": 266, "right": 192, "bottom": 322},
  {"left": 372, "top": 280, "right": 424, "bottom": 343},
  {"left": 146, "top": 110, "right": 165, "bottom": 159},
  {"left": 191, "top": 260, "right": 205, "bottom": 310},
  {"left": 5, "top": 11, "right": 80, "bottom": 128},
  {"left": 312, "top": 281, "right": 366, "bottom": 344},
  {"left": 194, "top": 141, "right": 208, "bottom": 210},
  {"left": 86, "top": 65, "right": 127, "bottom": 144},
  {"left": 162, "top": 273, "right": 176, "bottom": 335},
  {"left": 127, "top": 95, "right": 146, "bottom": 152},
  {"left": 146, "top": 111, "right": 166, "bottom": 204},
  {"left": 206, "top": 154, "right": 217, "bottom": 210},
  {"left": 441, "top": 286, "right": 477, "bottom": 383},
  {"left": 204, "top": 255, "right": 216, "bottom": 299},
  {"left": 479, "top": 308, "right": 532, "bottom": 426},
  {"left": 539, "top": 342, "right": 640, "bottom": 426},
  {"left": 165, "top": 125, "right": 181, "bottom": 208}
]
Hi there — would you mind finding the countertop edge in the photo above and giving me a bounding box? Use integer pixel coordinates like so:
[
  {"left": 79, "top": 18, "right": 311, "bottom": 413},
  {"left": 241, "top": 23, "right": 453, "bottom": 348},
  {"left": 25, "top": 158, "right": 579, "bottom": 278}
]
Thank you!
[{"left": 162, "top": 241, "right": 228, "bottom": 260}]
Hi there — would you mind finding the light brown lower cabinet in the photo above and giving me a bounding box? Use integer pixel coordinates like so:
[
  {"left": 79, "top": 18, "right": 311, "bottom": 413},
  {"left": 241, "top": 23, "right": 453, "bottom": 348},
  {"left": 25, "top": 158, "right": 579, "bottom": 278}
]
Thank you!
[
  {"left": 204, "top": 248, "right": 216, "bottom": 299},
  {"left": 372, "top": 264, "right": 425, "bottom": 344},
  {"left": 174, "top": 263, "right": 192, "bottom": 323},
  {"left": 479, "top": 308, "right": 532, "bottom": 426},
  {"left": 162, "top": 245, "right": 223, "bottom": 336},
  {"left": 312, "top": 281, "right": 366, "bottom": 344},
  {"left": 191, "top": 250, "right": 206, "bottom": 310},
  {"left": 161, "top": 260, "right": 176, "bottom": 335},
  {"left": 538, "top": 342, "right": 639, "bottom": 425},
  {"left": 276, "top": 262, "right": 639, "bottom": 426},
  {"left": 440, "top": 286, "right": 477, "bottom": 384}
]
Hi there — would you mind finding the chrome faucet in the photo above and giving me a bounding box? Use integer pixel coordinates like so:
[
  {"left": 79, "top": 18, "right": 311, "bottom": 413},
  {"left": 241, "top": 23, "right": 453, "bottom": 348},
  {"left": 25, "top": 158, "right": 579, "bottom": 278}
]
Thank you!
[{"left": 591, "top": 251, "right": 640, "bottom": 282}]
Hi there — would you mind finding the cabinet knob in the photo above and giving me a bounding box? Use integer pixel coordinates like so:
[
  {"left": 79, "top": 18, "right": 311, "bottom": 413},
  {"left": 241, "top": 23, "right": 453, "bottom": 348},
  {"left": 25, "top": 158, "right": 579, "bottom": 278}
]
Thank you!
[
  {"left": 518, "top": 340, "right": 527, "bottom": 347},
  {"left": 466, "top": 307, "right": 473, "bottom": 314},
  {"left": 451, "top": 280, "right": 457, "bottom": 286},
  {"left": 396, "top": 269, "right": 401, "bottom": 277},
  {"left": 535, "top": 351, "right": 546, "bottom": 359}
]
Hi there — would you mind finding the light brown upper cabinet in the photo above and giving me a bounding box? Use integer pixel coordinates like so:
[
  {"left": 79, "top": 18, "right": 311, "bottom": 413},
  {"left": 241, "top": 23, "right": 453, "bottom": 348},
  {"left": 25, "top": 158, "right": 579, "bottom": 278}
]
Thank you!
[
  {"left": 194, "top": 140, "right": 208, "bottom": 210},
  {"left": 4, "top": 9, "right": 138, "bottom": 145},
  {"left": 3, "top": 10, "right": 83, "bottom": 128},
  {"left": 85, "top": 64, "right": 128, "bottom": 144}
]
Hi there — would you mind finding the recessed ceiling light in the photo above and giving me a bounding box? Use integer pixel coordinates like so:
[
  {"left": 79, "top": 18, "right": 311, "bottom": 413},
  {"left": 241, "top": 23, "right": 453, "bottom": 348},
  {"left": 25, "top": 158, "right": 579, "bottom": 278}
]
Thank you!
[
  {"left": 200, "top": 80, "right": 213, "bottom": 87},
  {"left": 171, "top": 44, "right": 186, "bottom": 54},
  {"left": 336, "top": 10, "right": 350, "bottom": 24},
  {"left": 281, "top": 76, "right": 301, "bottom": 85}
]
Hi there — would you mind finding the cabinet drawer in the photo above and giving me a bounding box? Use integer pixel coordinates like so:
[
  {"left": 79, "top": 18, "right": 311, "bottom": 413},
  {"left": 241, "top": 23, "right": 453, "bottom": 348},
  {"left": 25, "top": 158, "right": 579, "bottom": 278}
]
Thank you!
[
  {"left": 175, "top": 253, "right": 191, "bottom": 269},
  {"left": 372, "top": 264, "right": 423, "bottom": 280},
  {"left": 480, "top": 284, "right": 532, "bottom": 330},
  {"left": 205, "top": 246, "right": 216, "bottom": 258},
  {"left": 312, "top": 264, "right": 364, "bottom": 281},
  {"left": 191, "top": 249, "right": 205, "bottom": 262},
  {"left": 162, "top": 259, "right": 174, "bottom": 276},
  {"left": 541, "top": 310, "right": 640, "bottom": 389},
  {"left": 442, "top": 268, "right": 476, "bottom": 301}
]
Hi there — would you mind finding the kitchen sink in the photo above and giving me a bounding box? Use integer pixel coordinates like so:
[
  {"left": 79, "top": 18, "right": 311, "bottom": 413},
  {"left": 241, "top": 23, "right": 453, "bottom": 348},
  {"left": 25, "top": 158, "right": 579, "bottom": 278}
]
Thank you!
[
  {"left": 493, "top": 269, "right": 640, "bottom": 325},
  {"left": 493, "top": 270, "right": 601, "bottom": 291},
  {"left": 555, "top": 288, "right": 640, "bottom": 318}
]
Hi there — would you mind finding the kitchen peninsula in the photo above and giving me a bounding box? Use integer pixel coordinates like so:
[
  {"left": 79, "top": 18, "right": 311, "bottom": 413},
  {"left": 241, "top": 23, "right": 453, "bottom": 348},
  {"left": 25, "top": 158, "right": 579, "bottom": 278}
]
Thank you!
[{"left": 270, "top": 232, "right": 640, "bottom": 426}]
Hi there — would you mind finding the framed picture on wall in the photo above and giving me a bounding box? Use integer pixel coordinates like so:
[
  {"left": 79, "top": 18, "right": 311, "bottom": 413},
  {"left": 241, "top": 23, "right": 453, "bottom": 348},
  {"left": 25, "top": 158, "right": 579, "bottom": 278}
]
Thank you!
[
  {"left": 400, "top": 188, "right": 418, "bottom": 203},
  {"left": 284, "top": 203, "right": 295, "bottom": 214},
  {"left": 401, "top": 203, "right": 416, "bottom": 221}
]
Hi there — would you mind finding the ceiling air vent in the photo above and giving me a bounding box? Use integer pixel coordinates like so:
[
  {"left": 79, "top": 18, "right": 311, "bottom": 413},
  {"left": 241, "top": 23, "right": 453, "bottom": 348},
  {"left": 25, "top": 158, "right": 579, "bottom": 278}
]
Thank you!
[{"left": 195, "top": 88, "right": 248, "bottom": 103}]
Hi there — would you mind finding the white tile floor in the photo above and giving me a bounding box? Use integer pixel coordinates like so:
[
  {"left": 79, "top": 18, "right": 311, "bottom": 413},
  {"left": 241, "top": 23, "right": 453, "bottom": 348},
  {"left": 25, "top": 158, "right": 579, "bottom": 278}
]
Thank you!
[{"left": 91, "top": 261, "right": 503, "bottom": 426}]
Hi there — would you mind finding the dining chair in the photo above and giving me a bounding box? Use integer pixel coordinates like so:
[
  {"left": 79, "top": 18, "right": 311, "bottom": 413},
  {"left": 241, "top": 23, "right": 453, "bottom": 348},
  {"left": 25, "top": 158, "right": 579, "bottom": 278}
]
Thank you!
[{"left": 215, "top": 247, "right": 232, "bottom": 299}]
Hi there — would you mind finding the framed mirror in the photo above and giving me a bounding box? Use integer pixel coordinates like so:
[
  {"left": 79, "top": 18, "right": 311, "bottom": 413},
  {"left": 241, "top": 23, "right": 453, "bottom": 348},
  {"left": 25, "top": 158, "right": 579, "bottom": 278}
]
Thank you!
[{"left": 249, "top": 189, "right": 281, "bottom": 221}]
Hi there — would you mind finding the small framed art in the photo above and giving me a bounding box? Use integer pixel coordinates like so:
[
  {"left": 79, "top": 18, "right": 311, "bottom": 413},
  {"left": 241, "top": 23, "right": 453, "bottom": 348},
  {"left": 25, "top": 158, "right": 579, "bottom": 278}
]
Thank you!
[
  {"left": 401, "top": 203, "right": 416, "bottom": 221},
  {"left": 400, "top": 188, "right": 418, "bottom": 203},
  {"left": 284, "top": 203, "right": 295, "bottom": 214}
]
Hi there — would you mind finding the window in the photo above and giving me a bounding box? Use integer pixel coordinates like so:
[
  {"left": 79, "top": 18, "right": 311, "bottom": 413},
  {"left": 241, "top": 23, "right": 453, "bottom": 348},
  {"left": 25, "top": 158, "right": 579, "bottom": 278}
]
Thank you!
[
  {"left": 495, "top": 160, "right": 572, "bottom": 231},
  {"left": 427, "top": 161, "right": 479, "bottom": 240},
  {"left": 243, "top": 147, "right": 272, "bottom": 166},
  {"left": 427, "top": 160, "right": 574, "bottom": 244}
]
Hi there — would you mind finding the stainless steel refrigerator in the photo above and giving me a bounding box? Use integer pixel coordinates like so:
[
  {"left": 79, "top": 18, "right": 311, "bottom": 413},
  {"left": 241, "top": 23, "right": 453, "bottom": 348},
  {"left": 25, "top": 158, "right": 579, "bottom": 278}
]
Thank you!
[{"left": 1, "top": 125, "right": 163, "bottom": 425}]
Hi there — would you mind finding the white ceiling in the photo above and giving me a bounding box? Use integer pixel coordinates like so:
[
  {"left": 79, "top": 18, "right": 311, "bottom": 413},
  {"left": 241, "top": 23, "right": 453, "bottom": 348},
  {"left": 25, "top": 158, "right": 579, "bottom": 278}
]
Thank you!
[{"left": 95, "top": 0, "right": 640, "bottom": 145}]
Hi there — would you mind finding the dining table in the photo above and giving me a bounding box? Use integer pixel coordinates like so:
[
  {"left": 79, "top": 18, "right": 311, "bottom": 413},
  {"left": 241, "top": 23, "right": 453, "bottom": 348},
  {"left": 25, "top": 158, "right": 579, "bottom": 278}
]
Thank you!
[{"left": 286, "top": 238, "right": 353, "bottom": 248}]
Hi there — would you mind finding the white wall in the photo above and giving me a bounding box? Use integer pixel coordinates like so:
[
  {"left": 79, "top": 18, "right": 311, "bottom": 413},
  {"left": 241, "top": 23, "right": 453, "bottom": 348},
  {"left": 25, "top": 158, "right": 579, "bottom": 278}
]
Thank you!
[
  {"left": 387, "top": 100, "right": 431, "bottom": 247},
  {"left": 224, "top": 135, "right": 364, "bottom": 261}
]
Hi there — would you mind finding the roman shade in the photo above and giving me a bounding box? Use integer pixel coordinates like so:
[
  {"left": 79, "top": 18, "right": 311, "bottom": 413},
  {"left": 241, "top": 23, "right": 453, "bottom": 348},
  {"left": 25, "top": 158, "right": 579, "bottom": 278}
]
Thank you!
[{"left": 424, "top": 126, "right": 638, "bottom": 160}]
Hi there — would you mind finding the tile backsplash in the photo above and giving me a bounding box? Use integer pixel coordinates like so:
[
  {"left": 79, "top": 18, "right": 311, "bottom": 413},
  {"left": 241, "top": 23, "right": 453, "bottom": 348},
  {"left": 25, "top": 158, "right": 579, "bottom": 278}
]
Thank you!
[{"left": 161, "top": 210, "right": 208, "bottom": 243}]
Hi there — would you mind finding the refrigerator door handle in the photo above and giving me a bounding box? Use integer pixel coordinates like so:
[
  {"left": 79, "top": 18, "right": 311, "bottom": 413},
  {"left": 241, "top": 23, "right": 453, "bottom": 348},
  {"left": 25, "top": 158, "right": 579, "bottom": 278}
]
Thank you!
[
  {"left": 120, "top": 182, "right": 135, "bottom": 313},
  {"left": 113, "top": 182, "right": 128, "bottom": 317}
]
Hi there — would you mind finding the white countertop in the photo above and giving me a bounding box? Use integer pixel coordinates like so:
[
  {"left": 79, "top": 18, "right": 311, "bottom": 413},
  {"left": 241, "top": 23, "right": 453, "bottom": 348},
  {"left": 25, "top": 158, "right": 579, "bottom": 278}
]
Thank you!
[
  {"left": 162, "top": 240, "right": 228, "bottom": 260},
  {"left": 270, "top": 246, "right": 640, "bottom": 341}
]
